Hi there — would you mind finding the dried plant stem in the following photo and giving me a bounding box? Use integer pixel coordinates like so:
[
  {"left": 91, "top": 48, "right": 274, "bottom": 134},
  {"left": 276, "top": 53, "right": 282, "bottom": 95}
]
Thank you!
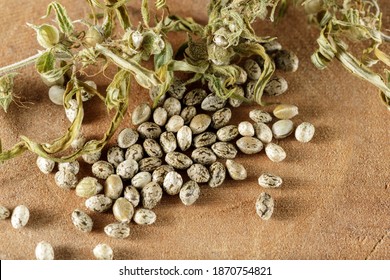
[{"left": 0, "top": 53, "right": 41, "bottom": 75}]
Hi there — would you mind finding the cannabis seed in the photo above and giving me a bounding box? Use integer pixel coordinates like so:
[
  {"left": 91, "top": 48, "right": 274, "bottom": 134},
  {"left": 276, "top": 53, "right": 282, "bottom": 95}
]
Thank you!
[
  {"left": 262, "top": 40, "right": 282, "bottom": 53},
  {"left": 179, "top": 181, "right": 200, "bottom": 206},
  {"left": 244, "top": 59, "right": 261, "bottom": 80},
  {"left": 163, "top": 171, "right": 183, "bottom": 195},
  {"left": 152, "top": 165, "right": 174, "bottom": 186},
  {"left": 159, "top": 131, "right": 178, "bottom": 153},
  {"left": 139, "top": 157, "right": 162, "bottom": 172},
  {"left": 11, "top": 205, "right": 30, "bottom": 229},
  {"left": 71, "top": 209, "right": 93, "bottom": 232},
  {"left": 141, "top": 182, "right": 163, "bottom": 209},
  {"left": 163, "top": 97, "right": 181, "bottom": 117},
  {"left": 189, "top": 114, "right": 212, "bottom": 134},
  {"left": 36, "top": 156, "right": 55, "bottom": 174},
  {"left": 35, "top": 241, "right": 54, "bottom": 260},
  {"left": 93, "top": 244, "right": 113, "bottom": 260},
  {"left": 0, "top": 206, "right": 10, "bottom": 220},
  {"left": 295, "top": 122, "right": 315, "bottom": 143},
  {"left": 238, "top": 121, "right": 255, "bottom": 137},
  {"left": 191, "top": 147, "right": 217, "bottom": 165},
  {"left": 193, "top": 132, "right": 217, "bottom": 148},
  {"left": 112, "top": 197, "right": 134, "bottom": 223},
  {"left": 116, "top": 159, "right": 139, "bottom": 180},
  {"left": 264, "top": 76, "right": 288, "bottom": 96},
  {"left": 133, "top": 209, "right": 157, "bottom": 225},
  {"left": 165, "top": 115, "right": 184, "bottom": 132},
  {"left": 65, "top": 99, "right": 80, "bottom": 123},
  {"left": 104, "top": 222, "right": 130, "bottom": 239},
  {"left": 137, "top": 122, "right": 162, "bottom": 139},
  {"left": 187, "top": 163, "right": 210, "bottom": 183},
  {"left": 168, "top": 78, "right": 186, "bottom": 99},
  {"left": 245, "top": 80, "right": 256, "bottom": 100},
  {"left": 76, "top": 177, "right": 103, "bottom": 198},
  {"left": 265, "top": 143, "right": 286, "bottom": 162},
  {"left": 272, "top": 119, "right": 294, "bottom": 139},
  {"left": 274, "top": 49, "right": 299, "bottom": 72},
  {"left": 228, "top": 86, "right": 245, "bottom": 108},
  {"left": 249, "top": 109, "right": 272, "bottom": 123},
  {"left": 176, "top": 125, "right": 192, "bottom": 151},
  {"left": 226, "top": 159, "right": 247, "bottom": 180},
  {"left": 208, "top": 161, "right": 226, "bottom": 188},
  {"left": 54, "top": 170, "right": 78, "bottom": 189},
  {"left": 131, "top": 171, "right": 152, "bottom": 188},
  {"left": 153, "top": 107, "right": 168, "bottom": 126},
  {"left": 183, "top": 88, "right": 207, "bottom": 106},
  {"left": 258, "top": 173, "right": 283, "bottom": 188},
  {"left": 201, "top": 94, "right": 227, "bottom": 111},
  {"left": 143, "top": 139, "right": 163, "bottom": 158},
  {"left": 58, "top": 161, "right": 80, "bottom": 175},
  {"left": 180, "top": 106, "right": 197, "bottom": 124},
  {"left": 255, "top": 192, "right": 274, "bottom": 220},
  {"left": 132, "top": 103, "right": 151, "bottom": 125},
  {"left": 71, "top": 131, "right": 86, "bottom": 150},
  {"left": 236, "top": 136, "right": 264, "bottom": 154},
  {"left": 165, "top": 151, "right": 193, "bottom": 169},
  {"left": 48, "top": 85, "right": 65, "bottom": 105},
  {"left": 273, "top": 104, "right": 299, "bottom": 119},
  {"left": 216, "top": 125, "right": 239, "bottom": 142},
  {"left": 85, "top": 194, "right": 113, "bottom": 213},
  {"left": 125, "top": 144, "right": 144, "bottom": 162},
  {"left": 92, "top": 160, "right": 115, "bottom": 179},
  {"left": 107, "top": 146, "right": 125, "bottom": 167},
  {"left": 253, "top": 122, "right": 273, "bottom": 143},
  {"left": 82, "top": 149, "right": 102, "bottom": 164},
  {"left": 212, "top": 107, "right": 231, "bottom": 129},
  {"left": 117, "top": 128, "right": 139, "bottom": 149},
  {"left": 211, "top": 142, "right": 238, "bottom": 159},
  {"left": 104, "top": 175, "right": 123, "bottom": 199},
  {"left": 124, "top": 186, "right": 140, "bottom": 207}
]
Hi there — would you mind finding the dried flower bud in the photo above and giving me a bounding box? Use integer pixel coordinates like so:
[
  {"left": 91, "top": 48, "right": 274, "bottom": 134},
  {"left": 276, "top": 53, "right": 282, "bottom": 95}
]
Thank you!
[
  {"left": 0, "top": 73, "right": 16, "bottom": 113},
  {"left": 84, "top": 26, "right": 104, "bottom": 47},
  {"left": 131, "top": 31, "right": 144, "bottom": 49}
]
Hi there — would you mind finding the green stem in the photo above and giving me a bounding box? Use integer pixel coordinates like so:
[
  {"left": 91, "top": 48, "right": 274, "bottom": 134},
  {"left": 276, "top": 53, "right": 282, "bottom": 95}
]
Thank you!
[{"left": 0, "top": 52, "right": 41, "bottom": 75}]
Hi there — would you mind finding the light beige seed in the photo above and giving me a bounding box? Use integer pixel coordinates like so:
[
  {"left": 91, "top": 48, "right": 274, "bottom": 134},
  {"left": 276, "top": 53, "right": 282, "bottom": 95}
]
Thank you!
[
  {"left": 295, "top": 122, "right": 315, "bottom": 143},
  {"left": 253, "top": 122, "right": 273, "bottom": 143},
  {"left": 137, "top": 122, "right": 162, "bottom": 139},
  {"left": 149, "top": 85, "right": 166, "bottom": 106},
  {"left": 11, "top": 205, "right": 29, "bottom": 229},
  {"left": 133, "top": 209, "right": 157, "bottom": 225},
  {"left": 36, "top": 156, "right": 55, "bottom": 174},
  {"left": 132, "top": 103, "right": 151, "bottom": 125},
  {"left": 238, "top": 121, "right": 255, "bottom": 137},
  {"left": 264, "top": 76, "right": 288, "bottom": 96},
  {"left": 236, "top": 136, "right": 264, "bottom": 154},
  {"left": 107, "top": 146, "right": 125, "bottom": 168},
  {"left": 58, "top": 161, "right": 80, "bottom": 175},
  {"left": 104, "top": 222, "right": 130, "bottom": 239},
  {"left": 71, "top": 209, "right": 93, "bottom": 232},
  {"left": 180, "top": 181, "right": 200, "bottom": 206},
  {"left": 193, "top": 132, "right": 217, "bottom": 148},
  {"left": 165, "top": 115, "right": 184, "bottom": 133},
  {"left": 113, "top": 197, "right": 134, "bottom": 223},
  {"left": 177, "top": 126, "right": 192, "bottom": 151},
  {"left": 165, "top": 151, "right": 193, "bottom": 169},
  {"left": 226, "top": 159, "right": 247, "bottom": 180},
  {"left": 85, "top": 194, "right": 113, "bottom": 212},
  {"left": 265, "top": 143, "right": 286, "bottom": 162},
  {"left": 35, "top": 241, "right": 54, "bottom": 260},
  {"left": 116, "top": 159, "right": 139, "bottom": 180},
  {"left": 163, "top": 97, "right": 181, "bottom": 117},
  {"left": 159, "top": 131, "right": 177, "bottom": 153},
  {"left": 189, "top": 114, "right": 212, "bottom": 134},
  {"left": 236, "top": 66, "right": 248, "bottom": 84},
  {"left": 191, "top": 147, "right": 217, "bottom": 165},
  {"left": 201, "top": 94, "right": 227, "bottom": 111},
  {"left": 212, "top": 107, "right": 231, "bottom": 129},
  {"left": 272, "top": 119, "right": 294, "bottom": 139},
  {"left": 82, "top": 149, "right": 101, "bottom": 164},
  {"left": 104, "top": 175, "right": 123, "bottom": 199},
  {"left": 180, "top": 106, "right": 197, "bottom": 124},
  {"left": 141, "top": 182, "right": 163, "bottom": 209},
  {"left": 258, "top": 173, "right": 283, "bottom": 188},
  {"left": 93, "top": 244, "right": 113, "bottom": 260},
  {"left": 152, "top": 165, "right": 174, "bottom": 186},
  {"left": 0, "top": 206, "right": 10, "bottom": 220},
  {"left": 163, "top": 171, "right": 183, "bottom": 195},
  {"left": 92, "top": 160, "right": 115, "bottom": 179},
  {"left": 168, "top": 78, "right": 186, "bottom": 99},
  {"left": 76, "top": 177, "right": 103, "bottom": 198},
  {"left": 187, "top": 164, "right": 210, "bottom": 183},
  {"left": 125, "top": 144, "right": 144, "bottom": 162},
  {"left": 211, "top": 142, "right": 238, "bottom": 159},
  {"left": 117, "top": 128, "right": 139, "bottom": 148},
  {"left": 244, "top": 59, "right": 261, "bottom": 80},
  {"left": 143, "top": 139, "right": 163, "bottom": 158},
  {"left": 124, "top": 186, "right": 140, "bottom": 207},
  {"left": 249, "top": 109, "right": 272, "bottom": 123},
  {"left": 153, "top": 107, "right": 168, "bottom": 126},
  {"left": 274, "top": 49, "right": 299, "bottom": 72},
  {"left": 183, "top": 88, "right": 207, "bottom": 106},
  {"left": 245, "top": 80, "right": 256, "bottom": 100},
  {"left": 216, "top": 125, "right": 239, "bottom": 142},
  {"left": 228, "top": 86, "right": 245, "bottom": 108},
  {"left": 54, "top": 170, "right": 78, "bottom": 189},
  {"left": 256, "top": 192, "right": 274, "bottom": 220},
  {"left": 208, "top": 162, "right": 226, "bottom": 188},
  {"left": 139, "top": 157, "right": 162, "bottom": 172},
  {"left": 71, "top": 131, "right": 86, "bottom": 150},
  {"left": 131, "top": 171, "right": 152, "bottom": 188},
  {"left": 273, "top": 104, "right": 299, "bottom": 120}
]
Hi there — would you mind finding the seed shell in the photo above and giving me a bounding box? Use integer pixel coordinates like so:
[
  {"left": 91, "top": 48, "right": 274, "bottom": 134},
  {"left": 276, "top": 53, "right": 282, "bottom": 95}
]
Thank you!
[
  {"left": 76, "top": 177, "right": 103, "bottom": 198},
  {"left": 113, "top": 197, "right": 134, "bottom": 223},
  {"left": 163, "top": 171, "right": 183, "bottom": 195},
  {"left": 116, "top": 159, "right": 139, "bottom": 180},
  {"left": 238, "top": 121, "right": 255, "bottom": 137},
  {"left": 249, "top": 109, "right": 272, "bottom": 123},
  {"left": 211, "top": 142, "right": 238, "bottom": 159},
  {"left": 160, "top": 131, "right": 178, "bottom": 153},
  {"left": 125, "top": 144, "right": 144, "bottom": 162},
  {"left": 208, "top": 162, "right": 226, "bottom": 188},
  {"left": 139, "top": 157, "right": 162, "bottom": 172},
  {"left": 193, "top": 132, "right": 217, "bottom": 148},
  {"left": 133, "top": 209, "right": 157, "bottom": 225},
  {"left": 85, "top": 194, "right": 113, "bottom": 213},
  {"left": 141, "top": 182, "right": 163, "bottom": 209},
  {"left": 35, "top": 241, "right": 55, "bottom": 260},
  {"left": 216, "top": 125, "right": 239, "bottom": 142},
  {"left": 183, "top": 88, "right": 207, "bottom": 106},
  {"left": 255, "top": 192, "right": 274, "bottom": 220},
  {"left": 272, "top": 120, "right": 294, "bottom": 139},
  {"left": 165, "top": 115, "right": 184, "bottom": 133},
  {"left": 236, "top": 136, "right": 264, "bottom": 154},
  {"left": 226, "top": 159, "right": 247, "bottom": 180},
  {"left": 58, "top": 161, "right": 80, "bottom": 175},
  {"left": 107, "top": 146, "right": 125, "bottom": 167},
  {"left": 177, "top": 126, "right": 192, "bottom": 151},
  {"left": 264, "top": 76, "right": 289, "bottom": 96},
  {"left": 104, "top": 175, "right": 123, "bottom": 199},
  {"left": 71, "top": 209, "right": 93, "bottom": 232},
  {"left": 211, "top": 108, "right": 231, "bottom": 129},
  {"left": 117, "top": 128, "right": 139, "bottom": 148},
  {"left": 274, "top": 49, "right": 299, "bottom": 72},
  {"left": 131, "top": 171, "right": 152, "bottom": 188},
  {"left": 153, "top": 107, "right": 168, "bottom": 126},
  {"left": 143, "top": 139, "right": 163, "bottom": 158},
  {"left": 187, "top": 164, "right": 210, "bottom": 183},
  {"left": 132, "top": 103, "right": 151, "bottom": 125},
  {"left": 191, "top": 147, "right": 217, "bottom": 165},
  {"left": 152, "top": 165, "right": 175, "bottom": 186},
  {"left": 36, "top": 156, "right": 55, "bottom": 174},
  {"left": 54, "top": 170, "right": 78, "bottom": 189},
  {"left": 92, "top": 160, "right": 115, "bottom": 179},
  {"left": 180, "top": 106, "right": 197, "bottom": 124},
  {"left": 253, "top": 122, "right": 273, "bottom": 143},
  {"left": 11, "top": 205, "right": 30, "bottom": 229},
  {"left": 165, "top": 152, "right": 193, "bottom": 169},
  {"left": 179, "top": 181, "right": 200, "bottom": 206},
  {"left": 295, "top": 122, "right": 315, "bottom": 143},
  {"left": 137, "top": 122, "right": 162, "bottom": 139},
  {"left": 258, "top": 173, "right": 283, "bottom": 188},
  {"left": 273, "top": 104, "right": 299, "bottom": 120},
  {"left": 104, "top": 222, "right": 130, "bottom": 239},
  {"left": 189, "top": 114, "right": 212, "bottom": 134},
  {"left": 163, "top": 97, "right": 182, "bottom": 117},
  {"left": 201, "top": 94, "right": 227, "bottom": 111},
  {"left": 265, "top": 143, "right": 286, "bottom": 162}
]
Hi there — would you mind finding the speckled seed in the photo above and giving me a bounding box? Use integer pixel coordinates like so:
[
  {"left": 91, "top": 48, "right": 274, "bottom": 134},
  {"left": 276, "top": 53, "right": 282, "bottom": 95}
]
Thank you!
[
  {"left": 236, "top": 66, "right": 248, "bottom": 84},
  {"left": 152, "top": 165, "right": 174, "bottom": 186},
  {"left": 143, "top": 139, "right": 163, "bottom": 158},
  {"left": 256, "top": 192, "right": 274, "bottom": 220},
  {"left": 159, "top": 131, "right": 177, "bottom": 153},
  {"left": 212, "top": 108, "right": 232, "bottom": 129},
  {"left": 180, "top": 181, "right": 200, "bottom": 206},
  {"left": 193, "top": 132, "right": 217, "bottom": 148},
  {"left": 92, "top": 160, "right": 115, "bottom": 179},
  {"left": 165, "top": 152, "right": 193, "bottom": 169},
  {"left": 177, "top": 126, "right": 192, "bottom": 151},
  {"left": 137, "top": 122, "right": 162, "bottom": 139},
  {"left": 107, "top": 146, "right": 125, "bottom": 167},
  {"left": 163, "top": 97, "right": 181, "bottom": 117},
  {"left": 54, "top": 170, "right": 78, "bottom": 189},
  {"left": 76, "top": 177, "right": 103, "bottom": 198},
  {"left": 113, "top": 197, "right": 134, "bottom": 223},
  {"left": 139, "top": 157, "right": 162, "bottom": 172},
  {"left": 238, "top": 121, "right": 255, "bottom": 137},
  {"left": 258, "top": 173, "right": 283, "bottom": 188},
  {"left": 253, "top": 122, "right": 273, "bottom": 144},
  {"left": 274, "top": 49, "right": 299, "bottom": 72},
  {"left": 133, "top": 209, "right": 157, "bottom": 225},
  {"left": 226, "top": 159, "right": 247, "bottom": 180},
  {"left": 71, "top": 209, "right": 93, "bottom": 232},
  {"left": 71, "top": 131, "right": 86, "bottom": 150},
  {"left": 141, "top": 182, "right": 163, "bottom": 209},
  {"left": 211, "top": 142, "right": 238, "bottom": 159},
  {"left": 11, "top": 205, "right": 29, "bottom": 229},
  {"left": 201, "top": 94, "right": 227, "bottom": 111},
  {"left": 245, "top": 80, "right": 256, "bottom": 100},
  {"left": 187, "top": 164, "right": 210, "bottom": 183},
  {"left": 228, "top": 86, "right": 245, "bottom": 108},
  {"left": 104, "top": 222, "right": 130, "bottom": 239},
  {"left": 264, "top": 76, "right": 288, "bottom": 96},
  {"left": 82, "top": 150, "right": 101, "bottom": 164},
  {"left": 168, "top": 78, "right": 186, "bottom": 99},
  {"left": 65, "top": 99, "right": 80, "bottom": 122},
  {"left": 163, "top": 171, "right": 183, "bottom": 195},
  {"left": 104, "top": 175, "right": 123, "bottom": 199},
  {"left": 35, "top": 241, "right": 54, "bottom": 260},
  {"left": 295, "top": 122, "right": 315, "bottom": 143},
  {"left": 272, "top": 119, "right": 294, "bottom": 139},
  {"left": 263, "top": 40, "right": 282, "bottom": 53},
  {"left": 265, "top": 143, "right": 286, "bottom": 162},
  {"left": 273, "top": 104, "right": 299, "bottom": 120},
  {"left": 191, "top": 147, "right": 217, "bottom": 165},
  {"left": 165, "top": 115, "right": 184, "bottom": 133},
  {"left": 149, "top": 85, "right": 166, "bottom": 106},
  {"left": 183, "top": 88, "right": 207, "bottom": 106},
  {"left": 189, "top": 114, "right": 212, "bottom": 134},
  {"left": 124, "top": 186, "right": 140, "bottom": 207},
  {"left": 85, "top": 194, "right": 113, "bottom": 212},
  {"left": 93, "top": 244, "right": 113, "bottom": 260},
  {"left": 117, "top": 128, "right": 139, "bottom": 148},
  {"left": 116, "top": 159, "right": 139, "bottom": 180},
  {"left": 236, "top": 137, "right": 264, "bottom": 154},
  {"left": 244, "top": 59, "right": 261, "bottom": 80},
  {"left": 0, "top": 206, "right": 10, "bottom": 220},
  {"left": 132, "top": 103, "right": 151, "bottom": 125},
  {"left": 58, "top": 161, "right": 80, "bottom": 175},
  {"left": 208, "top": 162, "right": 226, "bottom": 188},
  {"left": 125, "top": 144, "right": 144, "bottom": 162},
  {"left": 249, "top": 109, "right": 272, "bottom": 123},
  {"left": 131, "top": 171, "right": 152, "bottom": 188},
  {"left": 153, "top": 107, "right": 168, "bottom": 126},
  {"left": 36, "top": 156, "right": 55, "bottom": 174},
  {"left": 180, "top": 106, "right": 197, "bottom": 124}
]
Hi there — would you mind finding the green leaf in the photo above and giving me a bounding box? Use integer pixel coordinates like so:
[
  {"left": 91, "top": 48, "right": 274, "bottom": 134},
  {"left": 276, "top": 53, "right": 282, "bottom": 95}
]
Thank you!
[
  {"left": 154, "top": 42, "right": 173, "bottom": 70},
  {"left": 141, "top": 0, "right": 150, "bottom": 27},
  {"left": 45, "top": 2, "right": 74, "bottom": 35},
  {"left": 0, "top": 73, "right": 17, "bottom": 112}
]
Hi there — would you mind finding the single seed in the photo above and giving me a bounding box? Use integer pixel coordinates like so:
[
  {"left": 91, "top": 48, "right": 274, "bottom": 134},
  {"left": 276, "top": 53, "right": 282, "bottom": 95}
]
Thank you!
[
  {"left": 226, "top": 159, "right": 247, "bottom": 180},
  {"left": 236, "top": 136, "right": 264, "bottom": 154},
  {"left": 187, "top": 164, "right": 210, "bottom": 183},
  {"left": 104, "top": 222, "right": 130, "bottom": 239},
  {"left": 71, "top": 131, "right": 86, "bottom": 150},
  {"left": 159, "top": 131, "right": 178, "bottom": 153},
  {"left": 273, "top": 104, "right": 299, "bottom": 120},
  {"left": 211, "top": 142, "right": 238, "bottom": 159},
  {"left": 163, "top": 97, "right": 181, "bottom": 117},
  {"left": 0, "top": 206, "right": 11, "bottom": 220},
  {"left": 153, "top": 107, "right": 168, "bottom": 126},
  {"left": 112, "top": 197, "right": 134, "bottom": 223},
  {"left": 258, "top": 173, "right": 283, "bottom": 188},
  {"left": 133, "top": 209, "right": 157, "bottom": 225},
  {"left": 249, "top": 109, "right": 272, "bottom": 123},
  {"left": 35, "top": 241, "right": 54, "bottom": 260},
  {"left": 48, "top": 85, "right": 65, "bottom": 105},
  {"left": 165, "top": 115, "right": 184, "bottom": 133},
  {"left": 54, "top": 170, "right": 78, "bottom": 189},
  {"left": 183, "top": 88, "right": 207, "bottom": 106},
  {"left": 191, "top": 147, "right": 217, "bottom": 165},
  {"left": 104, "top": 175, "right": 123, "bottom": 199},
  {"left": 36, "top": 156, "right": 55, "bottom": 174},
  {"left": 253, "top": 122, "right": 273, "bottom": 143},
  {"left": 11, "top": 205, "right": 29, "bottom": 229},
  {"left": 189, "top": 114, "right": 212, "bottom": 134},
  {"left": 125, "top": 144, "right": 144, "bottom": 162},
  {"left": 137, "top": 122, "right": 162, "bottom": 139},
  {"left": 124, "top": 186, "right": 140, "bottom": 207},
  {"left": 245, "top": 80, "right": 256, "bottom": 100},
  {"left": 177, "top": 125, "right": 192, "bottom": 151},
  {"left": 76, "top": 177, "right": 103, "bottom": 198},
  {"left": 295, "top": 122, "right": 315, "bottom": 143},
  {"left": 143, "top": 139, "right": 163, "bottom": 158},
  {"left": 71, "top": 209, "right": 93, "bottom": 232},
  {"left": 168, "top": 78, "right": 186, "bottom": 99},
  {"left": 180, "top": 181, "right": 200, "bottom": 206},
  {"left": 244, "top": 59, "right": 261, "bottom": 80},
  {"left": 212, "top": 107, "right": 231, "bottom": 129},
  {"left": 180, "top": 106, "right": 197, "bottom": 124},
  {"left": 238, "top": 121, "right": 255, "bottom": 137},
  {"left": 165, "top": 152, "right": 193, "bottom": 169},
  {"left": 216, "top": 125, "right": 239, "bottom": 142},
  {"left": 208, "top": 162, "right": 226, "bottom": 188},
  {"left": 131, "top": 171, "right": 152, "bottom": 188},
  {"left": 116, "top": 159, "right": 139, "bottom": 180},
  {"left": 93, "top": 244, "right": 113, "bottom": 260},
  {"left": 132, "top": 103, "right": 151, "bottom": 125},
  {"left": 92, "top": 160, "right": 115, "bottom": 179},
  {"left": 274, "top": 49, "right": 299, "bottom": 72},
  {"left": 141, "top": 182, "right": 163, "bottom": 209},
  {"left": 265, "top": 143, "right": 286, "bottom": 162},
  {"left": 228, "top": 86, "right": 245, "bottom": 108},
  {"left": 107, "top": 146, "right": 125, "bottom": 168},
  {"left": 263, "top": 40, "right": 282, "bottom": 53},
  {"left": 255, "top": 192, "right": 274, "bottom": 220},
  {"left": 82, "top": 149, "right": 101, "bottom": 164},
  {"left": 193, "top": 132, "right": 217, "bottom": 148},
  {"left": 58, "top": 161, "right": 80, "bottom": 175},
  {"left": 85, "top": 194, "right": 113, "bottom": 213},
  {"left": 139, "top": 157, "right": 162, "bottom": 172},
  {"left": 163, "top": 171, "right": 183, "bottom": 195},
  {"left": 201, "top": 94, "right": 227, "bottom": 111},
  {"left": 264, "top": 76, "right": 288, "bottom": 96},
  {"left": 117, "top": 128, "right": 139, "bottom": 148},
  {"left": 272, "top": 119, "right": 294, "bottom": 139}
]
